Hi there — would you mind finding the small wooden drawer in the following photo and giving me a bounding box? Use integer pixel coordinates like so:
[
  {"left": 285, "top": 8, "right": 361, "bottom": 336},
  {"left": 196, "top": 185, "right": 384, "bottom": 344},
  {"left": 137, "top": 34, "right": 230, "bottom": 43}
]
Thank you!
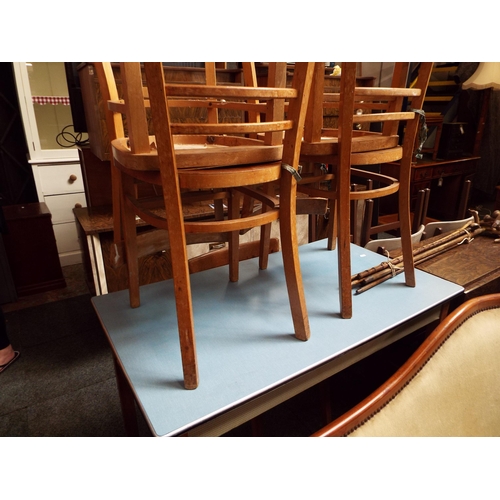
[
  {"left": 412, "top": 167, "right": 433, "bottom": 182},
  {"left": 38, "top": 163, "right": 84, "bottom": 195},
  {"left": 433, "top": 164, "right": 456, "bottom": 178},
  {"left": 44, "top": 193, "right": 87, "bottom": 224}
]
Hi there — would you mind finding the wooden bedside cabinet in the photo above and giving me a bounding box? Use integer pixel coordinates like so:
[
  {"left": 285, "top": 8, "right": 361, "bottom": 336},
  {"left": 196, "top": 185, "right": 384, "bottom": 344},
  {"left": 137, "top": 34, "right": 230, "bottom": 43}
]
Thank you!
[{"left": 2, "top": 203, "right": 66, "bottom": 297}]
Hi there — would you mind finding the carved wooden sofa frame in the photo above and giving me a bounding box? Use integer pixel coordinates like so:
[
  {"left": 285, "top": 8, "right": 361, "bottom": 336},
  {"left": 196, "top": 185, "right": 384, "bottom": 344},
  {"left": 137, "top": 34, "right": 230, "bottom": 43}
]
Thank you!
[{"left": 313, "top": 293, "right": 500, "bottom": 437}]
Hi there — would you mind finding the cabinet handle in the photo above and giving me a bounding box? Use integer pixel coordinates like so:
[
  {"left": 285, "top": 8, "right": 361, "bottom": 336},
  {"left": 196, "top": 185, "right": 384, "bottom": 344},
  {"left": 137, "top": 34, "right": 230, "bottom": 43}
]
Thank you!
[
  {"left": 68, "top": 174, "right": 78, "bottom": 183},
  {"left": 74, "top": 203, "right": 82, "bottom": 209}
]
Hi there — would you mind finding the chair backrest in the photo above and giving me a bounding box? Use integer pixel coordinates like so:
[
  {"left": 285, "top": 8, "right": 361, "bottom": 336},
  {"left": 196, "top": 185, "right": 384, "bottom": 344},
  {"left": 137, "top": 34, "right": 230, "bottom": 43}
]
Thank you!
[
  {"left": 313, "top": 293, "right": 500, "bottom": 436},
  {"left": 364, "top": 224, "right": 425, "bottom": 253}
]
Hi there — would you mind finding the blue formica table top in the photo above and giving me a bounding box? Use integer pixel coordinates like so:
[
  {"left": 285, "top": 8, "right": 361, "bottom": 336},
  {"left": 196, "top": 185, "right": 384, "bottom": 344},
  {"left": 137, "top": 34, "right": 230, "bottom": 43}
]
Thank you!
[{"left": 92, "top": 240, "right": 463, "bottom": 436}]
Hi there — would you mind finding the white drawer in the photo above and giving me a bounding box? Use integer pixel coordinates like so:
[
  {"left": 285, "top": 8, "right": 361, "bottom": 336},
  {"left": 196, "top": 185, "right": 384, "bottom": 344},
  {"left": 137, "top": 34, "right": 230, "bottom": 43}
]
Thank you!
[
  {"left": 53, "top": 221, "right": 80, "bottom": 254},
  {"left": 44, "top": 193, "right": 87, "bottom": 224},
  {"left": 38, "top": 163, "right": 84, "bottom": 195}
]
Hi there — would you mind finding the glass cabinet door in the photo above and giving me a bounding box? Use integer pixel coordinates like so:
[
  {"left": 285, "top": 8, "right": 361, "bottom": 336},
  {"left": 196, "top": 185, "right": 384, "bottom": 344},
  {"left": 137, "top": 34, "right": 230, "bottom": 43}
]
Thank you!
[{"left": 13, "top": 62, "right": 85, "bottom": 161}]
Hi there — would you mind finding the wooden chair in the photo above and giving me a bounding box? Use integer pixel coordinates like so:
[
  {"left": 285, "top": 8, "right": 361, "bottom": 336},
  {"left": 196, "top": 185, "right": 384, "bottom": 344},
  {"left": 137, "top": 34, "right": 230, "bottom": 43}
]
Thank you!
[
  {"left": 94, "top": 62, "right": 277, "bottom": 273},
  {"left": 106, "top": 62, "right": 315, "bottom": 389},
  {"left": 298, "top": 62, "right": 433, "bottom": 318},
  {"left": 312, "top": 293, "right": 500, "bottom": 436}
]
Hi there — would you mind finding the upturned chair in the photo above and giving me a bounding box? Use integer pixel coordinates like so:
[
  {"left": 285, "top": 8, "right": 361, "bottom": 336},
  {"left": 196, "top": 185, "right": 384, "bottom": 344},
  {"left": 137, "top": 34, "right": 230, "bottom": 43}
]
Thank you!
[
  {"left": 298, "top": 62, "right": 433, "bottom": 319},
  {"left": 106, "top": 62, "right": 314, "bottom": 389},
  {"left": 94, "top": 62, "right": 276, "bottom": 273}
]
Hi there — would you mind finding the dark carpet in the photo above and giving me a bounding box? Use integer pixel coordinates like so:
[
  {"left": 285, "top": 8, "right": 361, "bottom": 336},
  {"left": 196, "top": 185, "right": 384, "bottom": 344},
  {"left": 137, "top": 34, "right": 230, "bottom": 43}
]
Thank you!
[{"left": 0, "top": 294, "right": 132, "bottom": 436}]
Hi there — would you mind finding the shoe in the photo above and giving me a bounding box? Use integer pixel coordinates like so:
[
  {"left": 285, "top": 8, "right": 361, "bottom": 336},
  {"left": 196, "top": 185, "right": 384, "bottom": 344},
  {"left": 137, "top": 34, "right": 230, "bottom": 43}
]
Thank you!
[{"left": 0, "top": 351, "right": 20, "bottom": 374}]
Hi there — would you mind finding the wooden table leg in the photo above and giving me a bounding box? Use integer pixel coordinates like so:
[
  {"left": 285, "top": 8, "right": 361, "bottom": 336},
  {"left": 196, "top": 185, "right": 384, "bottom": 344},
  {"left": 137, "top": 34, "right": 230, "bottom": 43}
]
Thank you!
[
  {"left": 113, "top": 355, "right": 140, "bottom": 437},
  {"left": 439, "top": 300, "right": 451, "bottom": 323}
]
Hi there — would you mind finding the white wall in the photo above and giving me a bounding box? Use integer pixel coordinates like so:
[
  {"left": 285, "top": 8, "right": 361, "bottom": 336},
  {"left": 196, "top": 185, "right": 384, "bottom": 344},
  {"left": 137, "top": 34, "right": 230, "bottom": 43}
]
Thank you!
[{"left": 360, "top": 63, "right": 396, "bottom": 86}]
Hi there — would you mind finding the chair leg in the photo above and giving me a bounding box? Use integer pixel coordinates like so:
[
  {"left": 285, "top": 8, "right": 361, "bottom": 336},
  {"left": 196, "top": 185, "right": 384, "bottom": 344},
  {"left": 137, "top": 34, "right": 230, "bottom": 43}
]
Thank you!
[
  {"left": 168, "top": 235, "right": 199, "bottom": 389},
  {"left": 360, "top": 199, "right": 374, "bottom": 247},
  {"left": 336, "top": 62, "right": 356, "bottom": 319},
  {"left": 228, "top": 189, "right": 241, "bottom": 282},
  {"left": 326, "top": 174, "right": 338, "bottom": 250},
  {"left": 259, "top": 222, "right": 272, "bottom": 270},
  {"left": 399, "top": 194, "right": 416, "bottom": 287},
  {"left": 457, "top": 179, "right": 472, "bottom": 220},
  {"left": 259, "top": 182, "right": 274, "bottom": 270},
  {"left": 110, "top": 163, "right": 126, "bottom": 268},
  {"left": 398, "top": 158, "right": 416, "bottom": 288},
  {"left": 214, "top": 197, "right": 225, "bottom": 220},
  {"left": 279, "top": 170, "right": 310, "bottom": 341},
  {"left": 162, "top": 190, "right": 199, "bottom": 390},
  {"left": 122, "top": 177, "right": 141, "bottom": 308},
  {"left": 337, "top": 175, "right": 352, "bottom": 319},
  {"left": 421, "top": 188, "right": 431, "bottom": 226},
  {"left": 350, "top": 183, "right": 363, "bottom": 245},
  {"left": 412, "top": 189, "right": 425, "bottom": 233}
]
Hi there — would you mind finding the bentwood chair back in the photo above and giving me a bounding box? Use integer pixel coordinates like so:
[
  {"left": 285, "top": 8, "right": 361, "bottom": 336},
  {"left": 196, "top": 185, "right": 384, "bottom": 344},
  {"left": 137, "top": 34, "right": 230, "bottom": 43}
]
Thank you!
[
  {"left": 107, "top": 62, "right": 314, "bottom": 389},
  {"left": 298, "top": 62, "right": 433, "bottom": 319}
]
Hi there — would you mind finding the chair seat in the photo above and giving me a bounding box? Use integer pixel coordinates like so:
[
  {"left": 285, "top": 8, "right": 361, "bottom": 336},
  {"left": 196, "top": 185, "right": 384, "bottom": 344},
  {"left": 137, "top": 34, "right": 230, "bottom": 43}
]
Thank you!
[
  {"left": 178, "top": 162, "right": 282, "bottom": 190},
  {"left": 112, "top": 135, "right": 283, "bottom": 171},
  {"left": 113, "top": 142, "right": 283, "bottom": 190},
  {"left": 300, "top": 133, "right": 402, "bottom": 164}
]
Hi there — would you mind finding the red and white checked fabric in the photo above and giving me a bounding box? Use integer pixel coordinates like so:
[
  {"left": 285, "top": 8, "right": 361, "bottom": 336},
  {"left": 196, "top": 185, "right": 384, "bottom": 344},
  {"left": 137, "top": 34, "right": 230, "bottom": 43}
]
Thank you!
[{"left": 32, "top": 96, "right": 71, "bottom": 105}]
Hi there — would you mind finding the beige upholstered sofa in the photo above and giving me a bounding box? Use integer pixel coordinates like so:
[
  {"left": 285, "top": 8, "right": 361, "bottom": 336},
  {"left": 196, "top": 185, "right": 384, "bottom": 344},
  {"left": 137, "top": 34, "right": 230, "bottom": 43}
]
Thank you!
[{"left": 313, "top": 293, "right": 500, "bottom": 437}]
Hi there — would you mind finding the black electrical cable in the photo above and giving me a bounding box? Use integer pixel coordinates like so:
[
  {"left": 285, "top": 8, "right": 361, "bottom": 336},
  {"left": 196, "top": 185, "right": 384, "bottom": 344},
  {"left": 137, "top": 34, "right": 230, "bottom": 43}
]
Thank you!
[{"left": 55, "top": 124, "right": 89, "bottom": 148}]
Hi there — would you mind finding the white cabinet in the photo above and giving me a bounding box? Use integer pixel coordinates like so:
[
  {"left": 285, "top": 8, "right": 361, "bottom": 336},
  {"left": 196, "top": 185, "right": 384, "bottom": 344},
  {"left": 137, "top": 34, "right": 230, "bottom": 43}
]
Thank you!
[{"left": 13, "top": 62, "right": 88, "bottom": 266}]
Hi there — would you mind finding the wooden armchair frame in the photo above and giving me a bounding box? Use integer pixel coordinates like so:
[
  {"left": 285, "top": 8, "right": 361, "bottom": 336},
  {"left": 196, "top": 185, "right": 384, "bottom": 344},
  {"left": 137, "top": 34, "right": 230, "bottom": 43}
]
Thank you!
[{"left": 313, "top": 293, "right": 500, "bottom": 436}]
